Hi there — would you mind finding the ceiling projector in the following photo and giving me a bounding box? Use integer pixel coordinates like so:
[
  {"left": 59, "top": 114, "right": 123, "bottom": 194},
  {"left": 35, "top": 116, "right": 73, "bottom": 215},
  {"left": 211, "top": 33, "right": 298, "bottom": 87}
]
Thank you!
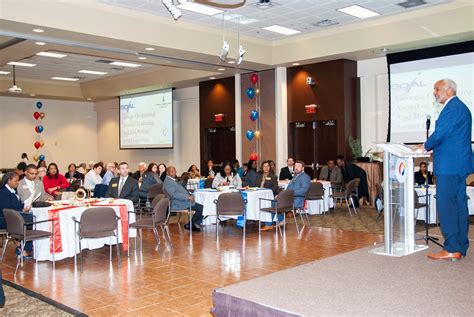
[{"left": 7, "top": 85, "right": 22, "bottom": 94}]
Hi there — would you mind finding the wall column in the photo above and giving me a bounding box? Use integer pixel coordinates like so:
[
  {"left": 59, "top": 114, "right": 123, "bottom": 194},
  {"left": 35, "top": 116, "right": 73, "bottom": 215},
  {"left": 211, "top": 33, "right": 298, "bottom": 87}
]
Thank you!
[
  {"left": 275, "top": 67, "right": 288, "bottom": 172},
  {"left": 235, "top": 74, "right": 242, "bottom": 164}
]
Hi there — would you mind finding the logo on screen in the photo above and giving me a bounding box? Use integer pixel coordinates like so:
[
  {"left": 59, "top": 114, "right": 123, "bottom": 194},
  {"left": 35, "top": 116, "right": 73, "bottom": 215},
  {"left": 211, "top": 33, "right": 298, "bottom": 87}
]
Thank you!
[
  {"left": 391, "top": 75, "right": 426, "bottom": 93},
  {"left": 395, "top": 159, "right": 407, "bottom": 183},
  {"left": 121, "top": 100, "right": 135, "bottom": 112}
]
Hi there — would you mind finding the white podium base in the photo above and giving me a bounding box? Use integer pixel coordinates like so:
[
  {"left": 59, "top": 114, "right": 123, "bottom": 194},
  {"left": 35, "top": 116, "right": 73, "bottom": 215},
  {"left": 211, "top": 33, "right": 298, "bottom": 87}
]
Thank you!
[{"left": 369, "top": 242, "right": 429, "bottom": 257}]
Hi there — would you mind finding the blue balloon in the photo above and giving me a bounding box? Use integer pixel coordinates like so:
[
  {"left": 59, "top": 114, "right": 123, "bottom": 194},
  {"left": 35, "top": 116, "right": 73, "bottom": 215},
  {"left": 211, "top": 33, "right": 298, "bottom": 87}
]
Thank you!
[
  {"left": 246, "top": 88, "right": 255, "bottom": 99},
  {"left": 246, "top": 129, "right": 254, "bottom": 141},
  {"left": 39, "top": 154, "right": 45, "bottom": 161},
  {"left": 36, "top": 101, "right": 43, "bottom": 109},
  {"left": 37, "top": 125, "right": 44, "bottom": 133},
  {"left": 250, "top": 110, "right": 259, "bottom": 121}
]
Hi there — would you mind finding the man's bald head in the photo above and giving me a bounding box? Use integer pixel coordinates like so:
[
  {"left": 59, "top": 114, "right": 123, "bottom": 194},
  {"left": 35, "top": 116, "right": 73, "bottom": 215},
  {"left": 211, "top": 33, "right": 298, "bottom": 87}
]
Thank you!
[
  {"left": 167, "top": 166, "right": 177, "bottom": 178},
  {"left": 433, "top": 79, "right": 457, "bottom": 104}
]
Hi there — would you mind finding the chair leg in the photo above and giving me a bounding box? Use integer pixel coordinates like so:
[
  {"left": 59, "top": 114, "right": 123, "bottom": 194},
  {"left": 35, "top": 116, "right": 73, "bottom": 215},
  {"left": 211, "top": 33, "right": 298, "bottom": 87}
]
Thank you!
[
  {"left": 345, "top": 197, "right": 352, "bottom": 216},
  {"left": 165, "top": 225, "right": 173, "bottom": 248},
  {"left": 116, "top": 234, "right": 121, "bottom": 269},
  {"left": 109, "top": 236, "right": 112, "bottom": 262},
  {"left": 305, "top": 208, "right": 312, "bottom": 227},
  {"left": 139, "top": 229, "right": 143, "bottom": 252},
  {"left": 79, "top": 238, "right": 83, "bottom": 273},
  {"left": 1, "top": 237, "right": 9, "bottom": 262},
  {"left": 52, "top": 233, "right": 55, "bottom": 271},
  {"left": 152, "top": 227, "right": 161, "bottom": 248},
  {"left": 293, "top": 209, "right": 300, "bottom": 234},
  {"left": 298, "top": 208, "right": 305, "bottom": 226}
]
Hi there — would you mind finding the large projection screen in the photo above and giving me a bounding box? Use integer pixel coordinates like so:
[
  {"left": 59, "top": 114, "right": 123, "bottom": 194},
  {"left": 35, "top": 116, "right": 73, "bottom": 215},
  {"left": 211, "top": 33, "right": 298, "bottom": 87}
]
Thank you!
[
  {"left": 119, "top": 89, "right": 173, "bottom": 149},
  {"left": 387, "top": 41, "right": 473, "bottom": 144}
]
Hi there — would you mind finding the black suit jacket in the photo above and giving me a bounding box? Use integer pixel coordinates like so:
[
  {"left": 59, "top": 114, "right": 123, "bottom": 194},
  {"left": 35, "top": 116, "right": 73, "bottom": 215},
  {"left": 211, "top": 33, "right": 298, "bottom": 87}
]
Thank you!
[
  {"left": 279, "top": 166, "right": 294, "bottom": 181},
  {"left": 64, "top": 171, "right": 84, "bottom": 180},
  {"left": 105, "top": 176, "right": 139, "bottom": 204},
  {"left": 0, "top": 186, "right": 24, "bottom": 218},
  {"left": 414, "top": 171, "right": 434, "bottom": 185},
  {"left": 255, "top": 173, "right": 279, "bottom": 195}
]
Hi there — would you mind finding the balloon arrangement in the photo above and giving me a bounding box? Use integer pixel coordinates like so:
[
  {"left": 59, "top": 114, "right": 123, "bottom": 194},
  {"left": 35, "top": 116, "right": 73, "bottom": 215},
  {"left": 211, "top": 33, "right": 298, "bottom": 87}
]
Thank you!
[
  {"left": 33, "top": 101, "right": 46, "bottom": 162},
  {"left": 246, "top": 73, "right": 262, "bottom": 162}
]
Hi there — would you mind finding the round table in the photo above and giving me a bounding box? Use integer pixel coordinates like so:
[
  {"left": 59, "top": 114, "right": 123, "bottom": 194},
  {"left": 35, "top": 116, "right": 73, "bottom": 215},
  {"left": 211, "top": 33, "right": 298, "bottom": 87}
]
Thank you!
[{"left": 31, "top": 199, "right": 136, "bottom": 261}]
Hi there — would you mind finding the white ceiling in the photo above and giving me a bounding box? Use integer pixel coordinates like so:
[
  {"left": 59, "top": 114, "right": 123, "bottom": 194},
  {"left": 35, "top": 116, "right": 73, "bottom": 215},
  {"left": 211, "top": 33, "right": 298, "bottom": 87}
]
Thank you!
[
  {"left": 99, "top": 0, "right": 449, "bottom": 40},
  {"left": 0, "top": 50, "right": 154, "bottom": 83}
]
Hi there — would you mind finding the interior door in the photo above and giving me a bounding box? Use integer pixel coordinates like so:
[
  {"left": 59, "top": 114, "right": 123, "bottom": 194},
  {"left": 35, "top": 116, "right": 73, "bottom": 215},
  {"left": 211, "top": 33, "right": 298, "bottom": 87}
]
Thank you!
[{"left": 202, "top": 126, "right": 236, "bottom": 170}]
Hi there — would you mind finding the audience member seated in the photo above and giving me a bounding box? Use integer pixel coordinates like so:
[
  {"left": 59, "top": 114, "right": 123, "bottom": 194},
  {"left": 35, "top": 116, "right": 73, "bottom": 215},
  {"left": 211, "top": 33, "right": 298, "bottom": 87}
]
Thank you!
[
  {"left": 212, "top": 162, "right": 242, "bottom": 188},
  {"left": 163, "top": 166, "right": 203, "bottom": 232},
  {"left": 242, "top": 160, "right": 258, "bottom": 187},
  {"left": 97, "top": 161, "right": 106, "bottom": 178},
  {"left": 101, "top": 162, "right": 117, "bottom": 186},
  {"left": 187, "top": 164, "right": 201, "bottom": 179},
  {"left": 287, "top": 160, "right": 311, "bottom": 210},
  {"left": 158, "top": 163, "right": 167, "bottom": 182},
  {"left": 256, "top": 161, "right": 279, "bottom": 195},
  {"left": 84, "top": 163, "right": 103, "bottom": 190},
  {"left": 105, "top": 162, "right": 139, "bottom": 204},
  {"left": 232, "top": 159, "right": 244, "bottom": 177},
  {"left": 43, "top": 163, "right": 69, "bottom": 198},
  {"left": 202, "top": 160, "right": 217, "bottom": 178},
  {"left": 139, "top": 163, "right": 162, "bottom": 200},
  {"left": 178, "top": 172, "right": 191, "bottom": 188},
  {"left": 415, "top": 162, "right": 434, "bottom": 185},
  {"left": 268, "top": 160, "right": 277, "bottom": 175},
  {"left": 37, "top": 160, "right": 47, "bottom": 169},
  {"left": 65, "top": 163, "right": 84, "bottom": 183},
  {"left": 15, "top": 162, "right": 27, "bottom": 180},
  {"left": 319, "top": 159, "right": 343, "bottom": 187},
  {"left": 336, "top": 155, "right": 369, "bottom": 207},
  {"left": 0, "top": 172, "right": 34, "bottom": 258},
  {"left": 17, "top": 164, "right": 53, "bottom": 204},
  {"left": 279, "top": 157, "right": 295, "bottom": 181},
  {"left": 87, "top": 161, "right": 95, "bottom": 173},
  {"left": 77, "top": 162, "right": 87, "bottom": 175},
  {"left": 132, "top": 162, "right": 147, "bottom": 181}
]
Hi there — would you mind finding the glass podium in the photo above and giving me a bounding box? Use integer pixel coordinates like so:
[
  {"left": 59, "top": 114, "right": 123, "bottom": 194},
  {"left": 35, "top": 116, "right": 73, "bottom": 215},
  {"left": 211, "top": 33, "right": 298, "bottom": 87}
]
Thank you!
[{"left": 370, "top": 143, "right": 430, "bottom": 257}]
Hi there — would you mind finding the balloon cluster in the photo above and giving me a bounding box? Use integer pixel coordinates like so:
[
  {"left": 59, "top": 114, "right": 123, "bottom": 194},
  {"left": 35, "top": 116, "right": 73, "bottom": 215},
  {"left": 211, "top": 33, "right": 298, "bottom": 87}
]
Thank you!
[
  {"left": 245, "top": 73, "right": 261, "bottom": 161},
  {"left": 33, "top": 101, "right": 46, "bottom": 162}
]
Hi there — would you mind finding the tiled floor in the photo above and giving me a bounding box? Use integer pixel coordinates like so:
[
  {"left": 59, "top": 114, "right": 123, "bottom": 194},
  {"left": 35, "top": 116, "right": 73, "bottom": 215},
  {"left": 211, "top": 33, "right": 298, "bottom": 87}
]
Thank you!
[{"left": 1, "top": 212, "right": 382, "bottom": 316}]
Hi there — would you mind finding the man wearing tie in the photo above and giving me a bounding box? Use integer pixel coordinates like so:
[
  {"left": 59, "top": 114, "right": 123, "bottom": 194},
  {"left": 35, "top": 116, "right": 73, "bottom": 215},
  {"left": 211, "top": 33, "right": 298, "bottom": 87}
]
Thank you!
[
  {"left": 17, "top": 164, "right": 53, "bottom": 204},
  {"left": 105, "top": 162, "right": 139, "bottom": 205},
  {"left": 279, "top": 157, "right": 295, "bottom": 181},
  {"left": 418, "top": 79, "right": 472, "bottom": 261}
]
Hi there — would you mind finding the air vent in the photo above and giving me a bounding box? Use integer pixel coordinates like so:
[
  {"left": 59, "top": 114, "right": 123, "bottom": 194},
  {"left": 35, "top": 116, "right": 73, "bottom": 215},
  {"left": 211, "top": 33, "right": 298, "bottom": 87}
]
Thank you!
[
  {"left": 397, "top": 0, "right": 427, "bottom": 9},
  {"left": 111, "top": 67, "right": 124, "bottom": 71},
  {"left": 312, "top": 19, "right": 339, "bottom": 27},
  {"left": 95, "top": 59, "right": 114, "bottom": 64},
  {"left": 253, "top": 0, "right": 278, "bottom": 9}
]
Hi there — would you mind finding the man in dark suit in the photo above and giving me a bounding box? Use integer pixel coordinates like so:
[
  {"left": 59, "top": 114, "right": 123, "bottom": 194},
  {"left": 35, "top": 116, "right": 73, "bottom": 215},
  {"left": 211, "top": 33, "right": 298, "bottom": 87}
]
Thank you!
[
  {"left": 319, "top": 159, "right": 343, "bottom": 187},
  {"left": 418, "top": 79, "right": 472, "bottom": 261},
  {"left": 279, "top": 157, "right": 295, "bottom": 181},
  {"left": 336, "top": 155, "right": 369, "bottom": 207},
  {"left": 105, "top": 162, "right": 139, "bottom": 205}
]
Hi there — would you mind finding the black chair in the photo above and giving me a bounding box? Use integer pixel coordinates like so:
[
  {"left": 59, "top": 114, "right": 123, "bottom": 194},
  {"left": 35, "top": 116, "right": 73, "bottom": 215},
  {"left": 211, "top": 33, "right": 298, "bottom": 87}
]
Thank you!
[
  {"left": 213, "top": 193, "right": 247, "bottom": 240},
  {"left": 163, "top": 190, "right": 194, "bottom": 239},
  {"left": 3, "top": 209, "right": 55, "bottom": 275},
  {"left": 259, "top": 189, "right": 295, "bottom": 238},
  {"left": 73, "top": 207, "right": 120, "bottom": 273},
  {"left": 300, "top": 182, "right": 325, "bottom": 227},
  {"left": 331, "top": 178, "right": 360, "bottom": 216}
]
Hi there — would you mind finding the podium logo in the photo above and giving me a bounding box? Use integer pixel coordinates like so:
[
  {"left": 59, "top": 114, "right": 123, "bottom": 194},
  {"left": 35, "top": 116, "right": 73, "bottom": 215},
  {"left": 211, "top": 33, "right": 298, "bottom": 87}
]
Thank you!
[{"left": 395, "top": 159, "right": 407, "bottom": 183}]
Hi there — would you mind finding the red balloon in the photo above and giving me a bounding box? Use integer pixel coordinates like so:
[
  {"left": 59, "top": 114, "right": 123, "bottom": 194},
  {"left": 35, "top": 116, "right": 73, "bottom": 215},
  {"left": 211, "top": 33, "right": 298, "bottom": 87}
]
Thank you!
[
  {"left": 250, "top": 73, "right": 258, "bottom": 85},
  {"left": 34, "top": 126, "right": 38, "bottom": 133},
  {"left": 34, "top": 112, "right": 40, "bottom": 120},
  {"left": 34, "top": 141, "right": 41, "bottom": 149},
  {"left": 249, "top": 152, "right": 258, "bottom": 161}
]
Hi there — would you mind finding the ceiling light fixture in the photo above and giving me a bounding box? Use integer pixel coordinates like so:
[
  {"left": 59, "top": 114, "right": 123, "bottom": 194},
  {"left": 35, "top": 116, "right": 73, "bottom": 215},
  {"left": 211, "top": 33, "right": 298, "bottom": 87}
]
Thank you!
[
  {"left": 209, "top": 77, "right": 216, "bottom": 79},
  {"left": 32, "top": 28, "right": 44, "bottom": 33},
  {"left": 237, "top": 45, "right": 245, "bottom": 65},
  {"left": 35, "top": 42, "right": 46, "bottom": 46},
  {"left": 30, "top": 94, "right": 36, "bottom": 97},
  {"left": 78, "top": 70, "right": 108, "bottom": 75},
  {"left": 109, "top": 61, "right": 141, "bottom": 67},
  {"left": 177, "top": 1, "right": 223, "bottom": 16},
  {"left": 227, "top": 60, "right": 236, "bottom": 64},
  {"left": 145, "top": 47, "right": 155, "bottom": 51},
  {"left": 292, "top": 63, "right": 300, "bottom": 66},
  {"left": 337, "top": 5, "right": 380, "bottom": 19},
  {"left": 162, "top": 0, "right": 183, "bottom": 20},
  {"left": 217, "top": 68, "right": 225, "bottom": 71},
  {"left": 51, "top": 77, "right": 80, "bottom": 81},
  {"left": 87, "top": 98, "right": 92, "bottom": 101},
  {"left": 7, "top": 65, "right": 22, "bottom": 94},
  {"left": 8, "top": 61, "right": 36, "bottom": 67},
  {"left": 262, "top": 25, "right": 301, "bottom": 35},
  {"left": 0, "top": 71, "right": 10, "bottom": 75},
  {"left": 138, "top": 56, "right": 147, "bottom": 60},
  {"left": 36, "top": 51, "right": 67, "bottom": 58}
]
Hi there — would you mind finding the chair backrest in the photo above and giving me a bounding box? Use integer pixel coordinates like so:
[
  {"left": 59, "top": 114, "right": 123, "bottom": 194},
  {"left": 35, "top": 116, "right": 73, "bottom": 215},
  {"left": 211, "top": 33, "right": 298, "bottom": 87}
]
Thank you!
[
  {"left": 69, "top": 179, "right": 82, "bottom": 192},
  {"left": 306, "top": 182, "right": 324, "bottom": 199},
  {"left": 148, "top": 183, "right": 163, "bottom": 200},
  {"left": 216, "top": 192, "right": 245, "bottom": 216},
  {"left": 151, "top": 193, "right": 166, "bottom": 208},
  {"left": 153, "top": 197, "right": 169, "bottom": 223},
  {"left": 3, "top": 209, "right": 25, "bottom": 238},
  {"left": 345, "top": 178, "right": 360, "bottom": 196},
  {"left": 276, "top": 189, "right": 294, "bottom": 211},
  {"left": 79, "top": 207, "right": 117, "bottom": 234},
  {"left": 204, "top": 178, "right": 213, "bottom": 189},
  {"left": 414, "top": 189, "right": 421, "bottom": 204}
]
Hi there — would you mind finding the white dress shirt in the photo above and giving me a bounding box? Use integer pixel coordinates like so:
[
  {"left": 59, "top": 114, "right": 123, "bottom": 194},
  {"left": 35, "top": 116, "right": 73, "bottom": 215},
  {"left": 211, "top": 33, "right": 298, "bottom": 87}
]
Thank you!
[{"left": 84, "top": 170, "right": 102, "bottom": 190}]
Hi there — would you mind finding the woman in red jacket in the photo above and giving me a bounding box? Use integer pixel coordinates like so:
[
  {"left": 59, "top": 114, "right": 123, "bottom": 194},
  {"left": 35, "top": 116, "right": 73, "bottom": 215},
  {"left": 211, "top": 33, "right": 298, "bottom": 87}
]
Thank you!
[{"left": 43, "top": 163, "right": 69, "bottom": 199}]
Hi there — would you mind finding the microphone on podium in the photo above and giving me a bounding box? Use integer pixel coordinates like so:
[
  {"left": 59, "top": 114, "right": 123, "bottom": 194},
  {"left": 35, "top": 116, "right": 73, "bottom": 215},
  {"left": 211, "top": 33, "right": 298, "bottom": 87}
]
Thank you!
[{"left": 426, "top": 115, "right": 431, "bottom": 131}]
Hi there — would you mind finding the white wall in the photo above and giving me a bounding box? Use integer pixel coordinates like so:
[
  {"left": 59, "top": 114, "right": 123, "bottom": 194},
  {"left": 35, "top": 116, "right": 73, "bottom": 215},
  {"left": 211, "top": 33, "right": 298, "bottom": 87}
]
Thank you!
[
  {"left": 357, "top": 57, "right": 390, "bottom": 154},
  {"left": 0, "top": 96, "right": 97, "bottom": 171},
  {"left": 95, "top": 86, "right": 200, "bottom": 173}
]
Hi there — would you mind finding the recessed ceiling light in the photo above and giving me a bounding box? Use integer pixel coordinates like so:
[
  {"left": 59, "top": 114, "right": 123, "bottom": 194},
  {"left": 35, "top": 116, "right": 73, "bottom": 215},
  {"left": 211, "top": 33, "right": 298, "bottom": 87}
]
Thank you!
[
  {"left": 51, "top": 77, "right": 79, "bottom": 81},
  {"left": 35, "top": 42, "right": 46, "bottom": 46},
  {"left": 262, "top": 25, "right": 301, "bottom": 35},
  {"left": 36, "top": 51, "right": 67, "bottom": 58},
  {"left": 177, "top": 2, "right": 223, "bottom": 16},
  {"left": 209, "top": 77, "right": 216, "bottom": 80},
  {"left": 217, "top": 68, "right": 225, "bottom": 71},
  {"left": 30, "top": 94, "right": 36, "bottom": 97},
  {"left": 109, "top": 61, "right": 141, "bottom": 68},
  {"left": 227, "top": 60, "right": 236, "bottom": 64},
  {"left": 0, "top": 71, "right": 10, "bottom": 75},
  {"left": 33, "top": 28, "right": 44, "bottom": 33},
  {"left": 292, "top": 63, "right": 300, "bottom": 66},
  {"left": 337, "top": 5, "right": 380, "bottom": 19},
  {"left": 87, "top": 98, "right": 92, "bottom": 101},
  {"left": 78, "top": 70, "right": 108, "bottom": 75},
  {"left": 138, "top": 56, "right": 147, "bottom": 60},
  {"left": 8, "top": 61, "right": 36, "bottom": 67},
  {"left": 145, "top": 47, "right": 155, "bottom": 51}
]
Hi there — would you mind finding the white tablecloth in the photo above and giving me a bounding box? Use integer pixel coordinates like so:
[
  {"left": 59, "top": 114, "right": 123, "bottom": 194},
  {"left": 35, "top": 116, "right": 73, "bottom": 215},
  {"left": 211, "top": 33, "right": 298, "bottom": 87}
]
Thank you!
[
  {"left": 194, "top": 189, "right": 274, "bottom": 224},
  {"left": 278, "top": 180, "right": 334, "bottom": 215},
  {"left": 415, "top": 186, "right": 474, "bottom": 224},
  {"left": 32, "top": 199, "right": 136, "bottom": 261}
]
